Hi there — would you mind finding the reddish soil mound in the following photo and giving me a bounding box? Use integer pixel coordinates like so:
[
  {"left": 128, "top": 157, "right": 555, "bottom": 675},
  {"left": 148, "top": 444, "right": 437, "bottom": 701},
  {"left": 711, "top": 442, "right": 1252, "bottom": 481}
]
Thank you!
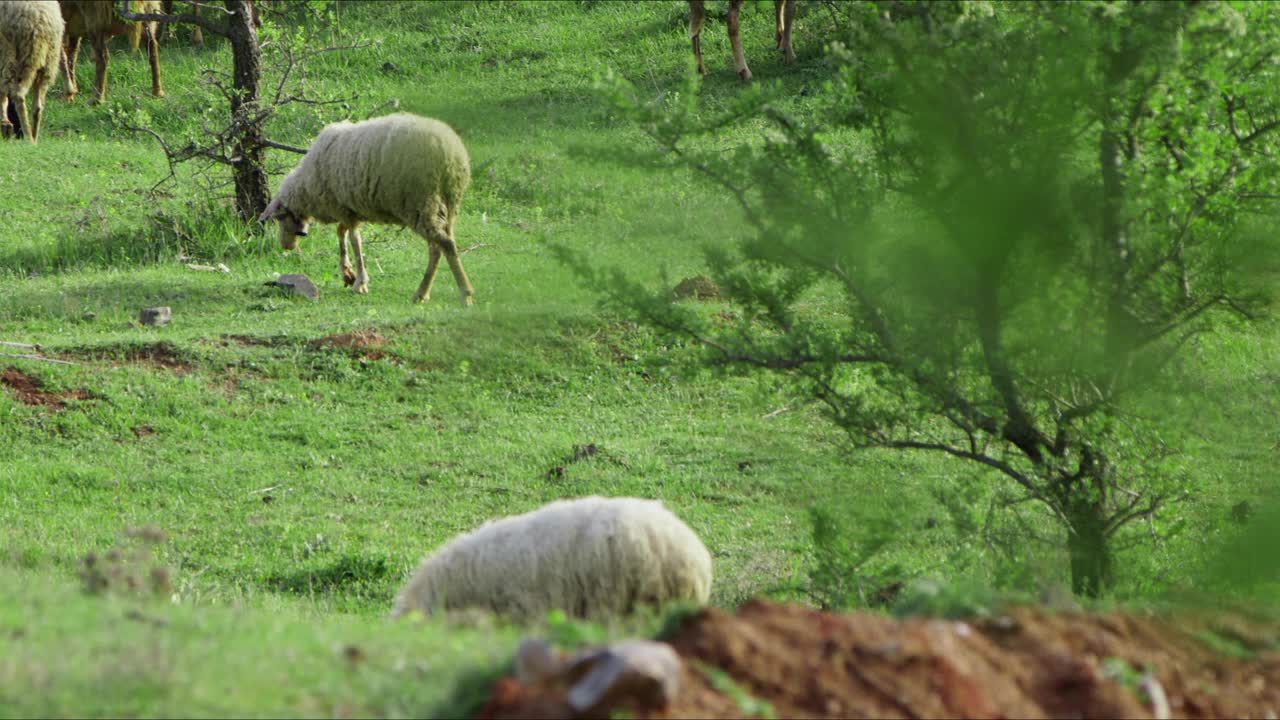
[
  {"left": 1, "top": 367, "right": 92, "bottom": 410},
  {"left": 477, "top": 598, "right": 1280, "bottom": 719},
  {"left": 307, "top": 329, "right": 393, "bottom": 361},
  {"left": 307, "top": 329, "right": 387, "bottom": 351}
]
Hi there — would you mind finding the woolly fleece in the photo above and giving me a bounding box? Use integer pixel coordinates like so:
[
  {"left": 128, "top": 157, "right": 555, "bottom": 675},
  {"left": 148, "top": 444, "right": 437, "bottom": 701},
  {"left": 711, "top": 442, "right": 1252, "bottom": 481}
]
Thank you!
[
  {"left": 0, "top": 1, "right": 63, "bottom": 143},
  {"left": 273, "top": 112, "right": 470, "bottom": 232},
  {"left": 391, "top": 496, "right": 713, "bottom": 621}
]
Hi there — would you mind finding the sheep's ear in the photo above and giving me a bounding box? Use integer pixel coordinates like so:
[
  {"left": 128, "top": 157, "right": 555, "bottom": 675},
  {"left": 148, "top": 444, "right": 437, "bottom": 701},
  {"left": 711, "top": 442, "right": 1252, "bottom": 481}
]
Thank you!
[{"left": 258, "top": 197, "right": 282, "bottom": 223}]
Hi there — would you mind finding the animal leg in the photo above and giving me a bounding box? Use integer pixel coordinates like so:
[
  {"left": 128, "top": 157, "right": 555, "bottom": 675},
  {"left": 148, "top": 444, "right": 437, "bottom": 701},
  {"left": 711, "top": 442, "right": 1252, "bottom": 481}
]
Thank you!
[
  {"left": 441, "top": 241, "right": 474, "bottom": 307},
  {"left": 727, "top": 0, "right": 751, "bottom": 81},
  {"left": 1, "top": 97, "right": 12, "bottom": 140},
  {"left": 777, "top": 0, "right": 796, "bottom": 64},
  {"left": 12, "top": 96, "right": 32, "bottom": 145},
  {"left": 349, "top": 226, "right": 370, "bottom": 294},
  {"left": 30, "top": 66, "right": 54, "bottom": 143},
  {"left": 688, "top": 0, "right": 707, "bottom": 76},
  {"left": 337, "top": 223, "right": 356, "bottom": 286},
  {"left": 91, "top": 34, "right": 110, "bottom": 105},
  {"left": 414, "top": 205, "right": 473, "bottom": 306},
  {"left": 146, "top": 24, "right": 165, "bottom": 97},
  {"left": 63, "top": 37, "right": 81, "bottom": 100},
  {"left": 192, "top": 3, "right": 204, "bottom": 45},
  {"left": 413, "top": 245, "right": 443, "bottom": 304}
]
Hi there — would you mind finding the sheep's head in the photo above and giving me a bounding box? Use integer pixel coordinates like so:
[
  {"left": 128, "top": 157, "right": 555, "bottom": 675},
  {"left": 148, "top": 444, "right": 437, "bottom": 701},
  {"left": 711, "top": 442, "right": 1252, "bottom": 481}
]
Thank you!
[{"left": 259, "top": 198, "right": 310, "bottom": 250}]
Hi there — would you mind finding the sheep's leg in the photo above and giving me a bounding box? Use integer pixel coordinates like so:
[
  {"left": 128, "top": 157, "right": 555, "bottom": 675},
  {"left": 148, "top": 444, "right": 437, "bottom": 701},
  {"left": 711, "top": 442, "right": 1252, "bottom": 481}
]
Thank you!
[
  {"left": 349, "top": 226, "right": 370, "bottom": 294},
  {"left": 145, "top": 24, "right": 165, "bottom": 97},
  {"left": 63, "top": 37, "right": 81, "bottom": 100},
  {"left": 776, "top": 0, "right": 796, "bottom": 64},
  {"left": 91, "top": 34, "right": 110, "bottom": 105},
  {"left": 688, "top": 0, "right": 707, "bottom": 76},
  {"left": 0, "top": 97, "right": 12, "bottom": 140},
  {"left": 30, "top": 66, "right": 54, "bottom": 143},
  {"left": 192, "top": 3, "right": 205, "bottom": 45},
  {"left": 337, "top": 223, "right": 356, "bottom": 286},
  {"left": 728, "top": 0, "right": 752, "bottom": 81},
  {"left": 12, "top": 96, "right": 32, "bottom": 145},
  {"left": 441, "top": 242, "right": 474, "bottom": 307},
  {"left": 413, "top": 245, "right": 443, "bottom": 304}
]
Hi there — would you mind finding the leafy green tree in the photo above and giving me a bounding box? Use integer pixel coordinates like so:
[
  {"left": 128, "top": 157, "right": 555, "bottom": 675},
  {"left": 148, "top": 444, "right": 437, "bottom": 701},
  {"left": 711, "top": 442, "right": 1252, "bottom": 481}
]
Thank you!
[{"left": 580, "top": 1, "right": 1280, "bottom": 596}]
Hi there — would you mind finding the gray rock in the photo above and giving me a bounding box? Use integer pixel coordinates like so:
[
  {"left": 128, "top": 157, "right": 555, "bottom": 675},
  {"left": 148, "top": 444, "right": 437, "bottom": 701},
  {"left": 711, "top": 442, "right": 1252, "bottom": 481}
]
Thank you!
[
  {"left": 269, "top": 273, "right": 319, "bottom": 300},
  {"left": 139, "top": 307, "right": 171, "bottom": 326}
]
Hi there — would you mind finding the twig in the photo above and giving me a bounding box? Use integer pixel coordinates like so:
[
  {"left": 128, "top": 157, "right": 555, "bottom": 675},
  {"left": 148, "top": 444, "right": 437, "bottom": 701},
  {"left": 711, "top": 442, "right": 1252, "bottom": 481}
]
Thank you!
[
  {"left": 0, "top": 341, "right": 39, "bottom": 350},
  {"left": 761, "top": 405, "right": 791, "bottom": 419},
  {"left": 248, "top": 484, "right": 283, "bottom": 495},
  {"left": 0, "top": 353, "right": 78, "bottom": 366},
  {"left": 460, "top": 242, "right": 491, "bottom": 254}
]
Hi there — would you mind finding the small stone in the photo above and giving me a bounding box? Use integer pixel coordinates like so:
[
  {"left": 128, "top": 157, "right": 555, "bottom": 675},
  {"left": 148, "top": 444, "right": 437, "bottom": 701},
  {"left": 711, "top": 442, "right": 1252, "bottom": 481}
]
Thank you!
[
  {"left": 672, "top": 275, "right": 721, "bottom": 301},
  {"left": 139, "top": 306, "right": 171, "bottom": 326},
  {"left": 270, "top": 273, "right": 319, "bottom": 300}
]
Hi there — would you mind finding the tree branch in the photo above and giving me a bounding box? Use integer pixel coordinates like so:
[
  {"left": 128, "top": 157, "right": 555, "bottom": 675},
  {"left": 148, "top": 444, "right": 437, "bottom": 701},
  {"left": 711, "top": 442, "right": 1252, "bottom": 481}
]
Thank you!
[
  {"left": 116, "top": 1, "right": 229, "bottom": 37},
  {"left": 260, "top": 138, "right": 308, "bottom": 154}
]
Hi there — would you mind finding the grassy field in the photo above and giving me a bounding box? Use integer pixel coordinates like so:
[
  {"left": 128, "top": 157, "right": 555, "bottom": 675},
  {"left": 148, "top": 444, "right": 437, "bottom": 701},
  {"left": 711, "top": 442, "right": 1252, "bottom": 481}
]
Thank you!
[{"left": 1, "top": 1, "right": 1276, "bottom": 716}]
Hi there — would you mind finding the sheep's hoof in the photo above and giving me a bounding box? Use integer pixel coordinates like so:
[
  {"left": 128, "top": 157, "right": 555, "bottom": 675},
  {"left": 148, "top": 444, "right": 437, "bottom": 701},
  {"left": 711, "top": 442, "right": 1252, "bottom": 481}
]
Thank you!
[
  {"left": 353, "top": 284, "right": 369, "bottom": 295},
  {"left": 461, "top": 295, "right": 474, "bottom": 307},
  {"left": 341, "top": 268, "right": 356, "bottom": 286}
]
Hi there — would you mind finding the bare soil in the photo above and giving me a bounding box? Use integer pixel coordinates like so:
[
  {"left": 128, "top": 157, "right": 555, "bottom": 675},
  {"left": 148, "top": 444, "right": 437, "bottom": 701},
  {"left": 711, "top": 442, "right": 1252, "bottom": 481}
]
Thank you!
[
  {"left": 307, "top": 329, "right": 394, "bottom": 361},
  {"left": 477, "top": 598, "right": 1280, "bottom": 719},
  {"left": 60, "top": 342, "right": 194, "bottom": 373},
  {"left": 1, "top": 367, "right": 92, "bottom": 410}
]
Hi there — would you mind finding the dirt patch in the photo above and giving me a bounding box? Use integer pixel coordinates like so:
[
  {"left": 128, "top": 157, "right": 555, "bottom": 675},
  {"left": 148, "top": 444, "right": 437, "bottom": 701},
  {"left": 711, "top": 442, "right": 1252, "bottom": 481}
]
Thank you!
[
  {"left": 1, "top": 367, "right": 92, "bottom": 410},
  {"left": 307, "top": 329, "right": 387, "bottom": 351},
  {"left": 476, "top": 598, "right": 1280, "bottom": 719},
  {"left": 672, "top": 275, "right": 722, "bottom": 301},
  {"left": 307, "top": 329, "right": 394, "bottom": 362},
  {"left": 220, "top": 334, "right": 287, "bottom": 348},
  {"left": 61, "top": 342, "right": 194, "bottom": 373}
]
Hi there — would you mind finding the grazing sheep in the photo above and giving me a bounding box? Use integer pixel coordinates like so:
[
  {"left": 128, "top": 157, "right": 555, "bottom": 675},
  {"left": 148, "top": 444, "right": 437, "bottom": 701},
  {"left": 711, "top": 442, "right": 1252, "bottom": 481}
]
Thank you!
[
  {"left": 390, "top": 496, "right": 713, "bottom": 621},
  {"left": 59, "top": 0, "right": 165, "bottom": 103},
  {"left": 689, "top": 0, "right": 796, "bottom": 81},
  {"left": 0, "top": 0, "right": 64, "bottom": 144},
  {"left": 259, "top": 112, "right": 477, "bottom": 305}
]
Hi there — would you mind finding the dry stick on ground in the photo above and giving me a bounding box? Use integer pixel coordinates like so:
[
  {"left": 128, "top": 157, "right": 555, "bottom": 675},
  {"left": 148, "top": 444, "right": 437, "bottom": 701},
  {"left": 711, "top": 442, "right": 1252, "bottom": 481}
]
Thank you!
[{"left": 0, "top": 353, "right": 79, "bottom": 366}]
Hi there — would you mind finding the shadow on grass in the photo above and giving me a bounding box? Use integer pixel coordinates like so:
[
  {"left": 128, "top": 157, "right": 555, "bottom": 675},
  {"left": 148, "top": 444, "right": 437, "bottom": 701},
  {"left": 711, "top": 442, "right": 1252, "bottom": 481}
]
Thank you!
[
  {"left": 1, "top": 202, "right": 274, "bottom": 277},
  {"left": 265, "top": 554, "right": 397, "bottom": 596}
]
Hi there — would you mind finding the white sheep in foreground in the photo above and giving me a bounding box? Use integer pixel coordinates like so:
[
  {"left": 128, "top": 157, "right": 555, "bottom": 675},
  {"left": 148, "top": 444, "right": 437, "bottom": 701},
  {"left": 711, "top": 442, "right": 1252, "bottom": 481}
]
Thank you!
[
  {"left": 0, "top": 0, "right": 64, "bottom": 144},
  {"left": 259, "top": 112, "right": 476, "bottom": 305},
  {"left": 391, "top": 496, "right": 713, "bottom": 621}
]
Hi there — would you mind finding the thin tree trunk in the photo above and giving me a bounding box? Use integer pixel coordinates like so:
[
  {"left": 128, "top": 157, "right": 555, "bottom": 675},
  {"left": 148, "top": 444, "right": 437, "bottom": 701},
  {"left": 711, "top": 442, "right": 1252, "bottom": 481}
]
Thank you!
[
  {"left": 1066, "top": 489, "right": 1113, "bottom": 597},
  {"left": 226, "top": 0, "right": 269, "bottom": 222}
]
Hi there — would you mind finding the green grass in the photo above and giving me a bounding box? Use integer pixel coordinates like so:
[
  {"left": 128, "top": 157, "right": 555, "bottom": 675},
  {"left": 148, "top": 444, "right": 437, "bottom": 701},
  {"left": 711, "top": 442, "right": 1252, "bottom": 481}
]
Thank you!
[{"left": 1, "top": 1, "right": 1277, "bottom": 716}]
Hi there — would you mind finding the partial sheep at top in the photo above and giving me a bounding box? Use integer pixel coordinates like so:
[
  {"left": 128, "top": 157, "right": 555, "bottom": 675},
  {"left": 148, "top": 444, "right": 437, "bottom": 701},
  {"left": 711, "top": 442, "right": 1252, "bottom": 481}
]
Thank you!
[
  {"left": 689, "top": 0, "right": 796, "bottom": 82},
  {"left": 260, "top": 112, "right": 477, "bottom": 306},
  {"left": 59, "top": 0, "right": 165, "bottom": 104},
  {"left": 0, "top": 0, "right": 65, "bottom": 144},
  {"left": 390, "top": 496, "right": 714, "bottom": 621}
]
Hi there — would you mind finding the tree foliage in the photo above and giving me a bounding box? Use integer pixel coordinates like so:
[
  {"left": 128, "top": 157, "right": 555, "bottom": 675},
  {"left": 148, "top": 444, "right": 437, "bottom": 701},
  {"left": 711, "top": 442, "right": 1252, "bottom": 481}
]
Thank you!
[{"left": 580, "top": 0, "right": 1280, "bottom": 596}]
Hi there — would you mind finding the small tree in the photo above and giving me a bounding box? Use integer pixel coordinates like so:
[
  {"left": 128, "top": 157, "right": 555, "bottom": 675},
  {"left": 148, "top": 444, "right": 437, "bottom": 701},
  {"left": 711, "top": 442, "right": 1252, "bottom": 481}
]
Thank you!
[
  {"left": 582, "top": 1, "right": 1280, "bottom": 596},
  {"left": 117, "top": 0, "right": 365, "bottom": 222}
]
